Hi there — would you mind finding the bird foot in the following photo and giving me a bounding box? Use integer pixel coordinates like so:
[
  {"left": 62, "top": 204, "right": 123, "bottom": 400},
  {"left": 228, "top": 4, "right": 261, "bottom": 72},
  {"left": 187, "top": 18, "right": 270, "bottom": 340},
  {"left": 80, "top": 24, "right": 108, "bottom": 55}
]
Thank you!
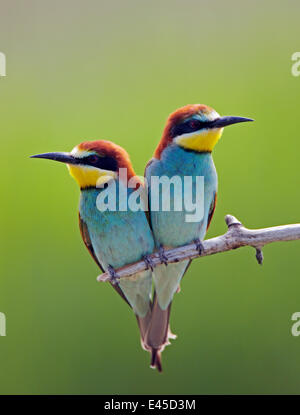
[
  {"left": 143, "top": 254, "right": 155, "bottom": 271},
  {"left": 194, "top": 238, "right": 204, "bottom": 255},
  {"left": 159, "top": 246, "right": 168, "bottom": 266},
  {"left": 107, "top": 265, "right": 120, "bottom": 285}
]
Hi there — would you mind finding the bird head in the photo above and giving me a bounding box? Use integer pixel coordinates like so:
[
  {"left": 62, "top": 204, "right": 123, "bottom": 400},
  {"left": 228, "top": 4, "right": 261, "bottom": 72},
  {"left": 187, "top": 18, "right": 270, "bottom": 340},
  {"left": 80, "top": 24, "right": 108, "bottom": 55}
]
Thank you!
[
  {"left": 154, "top": 104, "right": 253, "bottom": 158},
  {"left": 31, "top": 140, "right": 136, "bottom": 189}
]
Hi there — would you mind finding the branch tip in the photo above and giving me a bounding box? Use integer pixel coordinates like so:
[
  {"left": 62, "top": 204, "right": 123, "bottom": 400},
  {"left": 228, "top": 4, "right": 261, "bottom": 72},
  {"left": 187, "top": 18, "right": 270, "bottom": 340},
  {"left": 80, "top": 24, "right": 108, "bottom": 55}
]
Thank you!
[
  {"left": 255, "top": 248, "right": 264, "bottom": 265},
  {"left": 225, "top": 215, "right": 242, "bottom": 228}
]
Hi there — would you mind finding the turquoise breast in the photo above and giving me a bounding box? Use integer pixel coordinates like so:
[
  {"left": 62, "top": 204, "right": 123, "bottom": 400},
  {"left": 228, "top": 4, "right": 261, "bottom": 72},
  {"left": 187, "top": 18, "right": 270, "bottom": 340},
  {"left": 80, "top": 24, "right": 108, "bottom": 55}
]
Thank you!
[
  {"left": 146, "top": 144, "right": 218, "bottom": 247},
  {"left": 79, "top": 182, "right": 154, "bottom": 270}
]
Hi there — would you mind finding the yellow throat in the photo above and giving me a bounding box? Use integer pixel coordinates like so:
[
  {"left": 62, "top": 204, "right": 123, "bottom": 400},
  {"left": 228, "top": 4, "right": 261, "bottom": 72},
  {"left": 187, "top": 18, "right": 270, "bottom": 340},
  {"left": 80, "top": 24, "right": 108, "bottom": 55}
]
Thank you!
[
  {"left": 67, "top": 164, "right": 116, "bottom": 188},
  {"left": 175, "top": 128, "right": 223, "bottom": 152}
]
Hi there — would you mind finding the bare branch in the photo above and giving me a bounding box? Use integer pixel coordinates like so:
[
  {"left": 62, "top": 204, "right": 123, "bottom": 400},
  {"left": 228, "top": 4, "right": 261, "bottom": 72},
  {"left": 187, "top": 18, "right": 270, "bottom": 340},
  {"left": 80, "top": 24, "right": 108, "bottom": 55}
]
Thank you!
[{"left": 97, "top": 215, "right": 300, "bottom": 282}]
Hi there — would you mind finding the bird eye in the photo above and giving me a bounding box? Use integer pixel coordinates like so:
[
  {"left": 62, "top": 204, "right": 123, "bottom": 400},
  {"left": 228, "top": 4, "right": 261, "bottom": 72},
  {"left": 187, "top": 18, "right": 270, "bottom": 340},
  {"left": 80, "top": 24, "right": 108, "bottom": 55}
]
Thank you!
[
  {"left": 189, "top": 120, "right": 200, "bottom": 130},
  {"left": 87, "top": 155, "right": 99, "bottom": 164}
]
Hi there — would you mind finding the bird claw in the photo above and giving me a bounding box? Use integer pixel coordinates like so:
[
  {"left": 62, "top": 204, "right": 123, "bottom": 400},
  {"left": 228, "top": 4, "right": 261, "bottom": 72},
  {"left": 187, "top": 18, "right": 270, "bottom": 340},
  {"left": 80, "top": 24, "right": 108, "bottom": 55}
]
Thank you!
[
  {"left": 194, "top": 238, "right": 204, "bottom": 255},
  {"left": 107, "top": 265, "right": 120, "bottom": 284},
  {"left": 159, "top": 246, "right": 168, "bottom": 266},
  {"left": 143, "top": 254, "right": 155, "bottom": 271}
]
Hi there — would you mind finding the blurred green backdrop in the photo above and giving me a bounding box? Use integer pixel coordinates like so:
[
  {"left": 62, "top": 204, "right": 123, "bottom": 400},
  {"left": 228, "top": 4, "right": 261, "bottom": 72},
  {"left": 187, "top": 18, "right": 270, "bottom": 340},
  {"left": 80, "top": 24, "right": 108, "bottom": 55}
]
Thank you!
[{"left": 0, "top": 0, "right": 299, "bottom": 395}]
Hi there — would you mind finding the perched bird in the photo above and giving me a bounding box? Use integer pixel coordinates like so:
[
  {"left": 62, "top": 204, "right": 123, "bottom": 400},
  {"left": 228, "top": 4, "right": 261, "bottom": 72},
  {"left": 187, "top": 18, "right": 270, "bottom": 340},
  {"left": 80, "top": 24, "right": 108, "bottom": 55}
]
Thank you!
[
  {"left": 145, "top": 104, "right": 253, "bottom": 370},
  {"left": 31, "top": 140, "right": 156, "bottom": 361}
]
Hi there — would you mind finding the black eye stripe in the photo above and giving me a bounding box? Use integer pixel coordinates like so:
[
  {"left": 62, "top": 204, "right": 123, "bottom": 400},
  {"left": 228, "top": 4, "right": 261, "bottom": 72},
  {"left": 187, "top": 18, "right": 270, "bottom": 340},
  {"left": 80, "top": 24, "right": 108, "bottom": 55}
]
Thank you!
[
  {"left": 85, "top": 155, "right": 99, "bottom": 164},
  {"left": 171, "top": 119, "right": 216, "bottom": 138},
  {"left": 80, "top": 154, "right": 118, "bottom": 172}
]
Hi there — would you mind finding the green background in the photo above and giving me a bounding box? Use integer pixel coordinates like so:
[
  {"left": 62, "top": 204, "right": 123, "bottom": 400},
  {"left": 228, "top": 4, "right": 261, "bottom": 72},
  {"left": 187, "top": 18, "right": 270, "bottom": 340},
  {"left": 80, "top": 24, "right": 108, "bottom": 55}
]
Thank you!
[{"left": 0, "top": 0, "right": 299, "bottom": 394}]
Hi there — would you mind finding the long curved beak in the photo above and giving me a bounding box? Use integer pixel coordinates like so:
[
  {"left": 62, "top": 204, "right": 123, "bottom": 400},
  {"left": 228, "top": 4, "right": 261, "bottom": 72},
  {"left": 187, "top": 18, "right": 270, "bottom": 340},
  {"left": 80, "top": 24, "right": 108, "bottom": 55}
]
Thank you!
[
  {"left": 209, "top": 116, "right": 254, "bottom": 129},
  {"left": 30, "top": 152, "right": 78, "bottom": 165}
]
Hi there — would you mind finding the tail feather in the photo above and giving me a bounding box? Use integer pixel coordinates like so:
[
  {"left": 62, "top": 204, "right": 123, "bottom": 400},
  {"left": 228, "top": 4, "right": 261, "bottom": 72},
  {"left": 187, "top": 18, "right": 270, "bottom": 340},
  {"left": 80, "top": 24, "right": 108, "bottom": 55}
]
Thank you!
[
  {"left": 146, "top": 294, "right": 171, "bottom": 347},
  {"left": 144, "top": 293, "right": 173, "bottom": 372},
  {"left": 151, "top": 348, "right": 162, "bottom": 372},
  {"left": 136, "top": 309, "right": 152, "bottom": 351},
  {"left": 144, "top": 260, "right": 191, "bottom": 370},
  {"left": 118, "top": 269, "right": 153, "bottom": 352}
]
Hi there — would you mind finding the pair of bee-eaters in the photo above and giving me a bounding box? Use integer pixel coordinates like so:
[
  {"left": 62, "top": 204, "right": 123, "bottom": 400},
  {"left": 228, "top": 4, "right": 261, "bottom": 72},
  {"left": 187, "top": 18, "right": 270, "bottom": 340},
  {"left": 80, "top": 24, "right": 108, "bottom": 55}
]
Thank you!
[{"left": 32, "top": 104, "right": 252, "bottom": 371}]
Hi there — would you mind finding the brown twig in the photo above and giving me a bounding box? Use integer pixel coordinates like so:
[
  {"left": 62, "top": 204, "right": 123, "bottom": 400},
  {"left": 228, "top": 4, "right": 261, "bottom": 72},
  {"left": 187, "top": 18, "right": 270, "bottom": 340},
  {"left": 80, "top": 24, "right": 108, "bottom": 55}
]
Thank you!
[{"left": 97, "top": 215, "right": 300, "bottom": 282}]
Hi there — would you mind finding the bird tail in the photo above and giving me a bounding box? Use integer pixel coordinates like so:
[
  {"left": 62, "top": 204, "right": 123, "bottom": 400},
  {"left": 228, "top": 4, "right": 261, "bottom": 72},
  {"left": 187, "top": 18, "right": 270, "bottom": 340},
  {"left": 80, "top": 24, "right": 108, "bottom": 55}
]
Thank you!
[
  {"left": 151, "top": 348, "right": 162, "bottom": 372},
  {"left": 144, "top": 260, "right": 190, "bottom": 371},
  {"left": 144, "top": 292, "right": 175, "bottom": 372},
  {"left": 118, "top": 269, "right": 154, "bottom": 356},
  {"left": 136, "top": 308, "right": 152, "bottom": 352}
]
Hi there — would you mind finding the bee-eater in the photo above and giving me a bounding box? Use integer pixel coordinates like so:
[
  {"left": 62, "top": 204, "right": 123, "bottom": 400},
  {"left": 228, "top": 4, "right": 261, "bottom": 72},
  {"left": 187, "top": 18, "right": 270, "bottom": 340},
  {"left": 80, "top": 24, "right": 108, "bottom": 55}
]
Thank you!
[
  {"left": 31, "top": 140, "right": 156, "bottom": 362},
  {"left": 145, "top": 104, "right": 253, "bottom": 369}
]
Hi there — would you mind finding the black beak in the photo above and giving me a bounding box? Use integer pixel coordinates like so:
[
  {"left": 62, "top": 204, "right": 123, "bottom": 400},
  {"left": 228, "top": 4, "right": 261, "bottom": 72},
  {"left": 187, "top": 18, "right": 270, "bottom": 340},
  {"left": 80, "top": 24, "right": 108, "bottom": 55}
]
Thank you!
[
  {"left": 209, "top": 116, "right": 254, "bottom": 129},
  {"left": 30, "top": 152, "right": 78, "bottom": 165}
]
